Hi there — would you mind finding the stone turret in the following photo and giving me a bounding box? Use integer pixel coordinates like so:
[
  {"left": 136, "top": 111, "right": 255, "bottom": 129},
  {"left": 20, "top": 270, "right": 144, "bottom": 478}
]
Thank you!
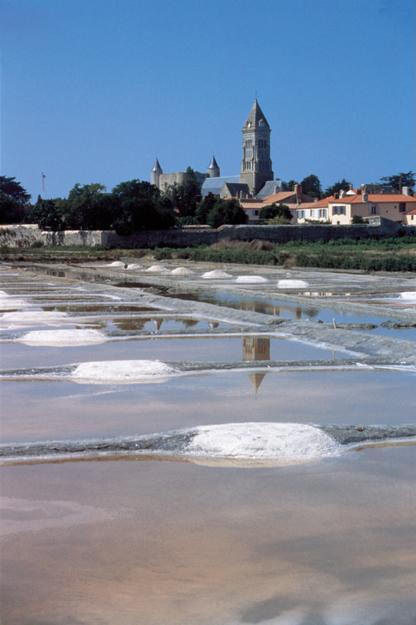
[
  {"left": 240, "top": 99, "right": 274, "bottom": 195},
  {"left": 151, "top": 159, "right": 163, "bottom": 187},
  {"left": 207, "top": 155, "right": 220, "bottom": 178}
]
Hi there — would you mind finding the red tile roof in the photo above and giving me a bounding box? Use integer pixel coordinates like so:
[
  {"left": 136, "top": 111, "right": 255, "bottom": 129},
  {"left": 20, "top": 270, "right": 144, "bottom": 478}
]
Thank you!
[
  {"left": 261, "top": 191, "right": 297, "bottom": 204},
  {"left": 331, "top": 194, "right": 416, "bottom": 204}
]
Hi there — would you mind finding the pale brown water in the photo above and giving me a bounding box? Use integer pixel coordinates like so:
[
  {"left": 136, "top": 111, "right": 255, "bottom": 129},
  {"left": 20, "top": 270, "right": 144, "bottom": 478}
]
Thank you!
[
  {"left": 1, "top": 265, "right": 416, "bottom": 624},
  {"left": 1, "top": 447, "right": 416, "bottom": 625}
]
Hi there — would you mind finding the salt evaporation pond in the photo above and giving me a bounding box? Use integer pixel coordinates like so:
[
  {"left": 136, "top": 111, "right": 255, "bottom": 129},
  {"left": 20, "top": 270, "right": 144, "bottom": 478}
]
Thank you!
[{"left": 1, "top": 263, "right": 416, "bottom": 625}]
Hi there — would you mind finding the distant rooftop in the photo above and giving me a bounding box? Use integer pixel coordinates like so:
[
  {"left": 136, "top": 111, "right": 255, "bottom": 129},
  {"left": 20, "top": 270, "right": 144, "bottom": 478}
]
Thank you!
[{"left": 201, "top": 175, "right": 241, "bottom": 197}]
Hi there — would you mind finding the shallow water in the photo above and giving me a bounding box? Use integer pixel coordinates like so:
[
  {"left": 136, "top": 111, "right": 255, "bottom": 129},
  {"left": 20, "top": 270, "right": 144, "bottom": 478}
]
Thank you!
[
  {"left": 2, "top": 369, "right": 415, "bottom": 443},
  {"left": 1, "top": 264, "right": 415, "bottom": 624},
  {"left": 2, "top": 446, "right": 416, "bottom": 625},
  {"left": 173, "top": 290, "right": 416, "bottom": 341},
  {"left": 0, "top": 335, "right": 344, "bottom": 370}
]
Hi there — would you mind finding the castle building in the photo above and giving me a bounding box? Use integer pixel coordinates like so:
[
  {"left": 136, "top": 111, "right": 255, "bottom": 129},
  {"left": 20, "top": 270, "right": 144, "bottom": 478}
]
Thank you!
[
  {"left": 201, "top": 99, "right": 277, "bottom": 198},
  {"left": 151, "top": 156, "right": 220, "bottom": 192},
  {"left": 151, "top": 100, "right": 279, "bottom": 199}
]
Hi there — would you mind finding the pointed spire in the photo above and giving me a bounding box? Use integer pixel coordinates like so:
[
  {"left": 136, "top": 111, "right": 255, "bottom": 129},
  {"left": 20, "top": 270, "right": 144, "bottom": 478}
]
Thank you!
[
  {"left": 249, "top": 372, "right": 267, "bottom": 395},
  {"left": 152, "top": 158, "right": 163, "bottom": 173},
  {"left": 245, "top": 99, "right": 270, "bottom": 128},
  {"left": 208, "top": 155, "right": 219, "bottom": 170}
]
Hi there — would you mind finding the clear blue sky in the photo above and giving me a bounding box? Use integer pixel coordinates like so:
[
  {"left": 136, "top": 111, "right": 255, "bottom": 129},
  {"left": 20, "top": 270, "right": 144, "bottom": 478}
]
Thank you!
[{"left": 1, "top": 0, "right": 415, "bottom": 200}]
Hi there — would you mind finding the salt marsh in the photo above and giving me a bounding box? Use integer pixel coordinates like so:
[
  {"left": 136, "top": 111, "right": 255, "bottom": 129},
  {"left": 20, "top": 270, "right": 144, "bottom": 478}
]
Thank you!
[{"left": 1, "top": 260, "right": 415, "bottom": 624}]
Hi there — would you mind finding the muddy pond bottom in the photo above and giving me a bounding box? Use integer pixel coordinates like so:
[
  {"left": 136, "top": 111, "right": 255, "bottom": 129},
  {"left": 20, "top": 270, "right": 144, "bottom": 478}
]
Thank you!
[{"left": 1, "top": 444, "right": 416, "bottom": 625}]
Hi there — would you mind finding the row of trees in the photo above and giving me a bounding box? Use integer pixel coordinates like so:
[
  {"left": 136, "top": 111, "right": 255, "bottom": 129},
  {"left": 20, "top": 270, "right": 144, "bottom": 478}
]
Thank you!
[
  {"left": 0, "top": 174, "right": 247, "bottom": 232},
  {"left": 1, "top": 170, "right": 414, "bottom": 231}
]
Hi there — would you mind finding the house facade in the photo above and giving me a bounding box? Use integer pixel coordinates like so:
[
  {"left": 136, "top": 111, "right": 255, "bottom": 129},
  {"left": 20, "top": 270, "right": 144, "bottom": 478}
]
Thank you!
[{"left": 328, "top": 191, "right": 416, "bottom": 225}]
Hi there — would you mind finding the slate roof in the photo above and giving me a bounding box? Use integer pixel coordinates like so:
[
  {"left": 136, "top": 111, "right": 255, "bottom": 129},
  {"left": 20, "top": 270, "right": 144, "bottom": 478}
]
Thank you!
[
  {"left": 201, "top": 175, "right": 241, "bottom": 197},
  {"left": 152, "top": 159, "right": 162, "bottom": 173},
  {"left": 223, "top": 182, "right": 250, "bottom": 197},
  {"left": 208, "top": 156, "right": 219, "bottom": 170},
  {"left": 256, "top": 180, "right": 282, "bottom": 198},
  {"left": 245, "top": 99, "right": 270, "bottom": 129}
]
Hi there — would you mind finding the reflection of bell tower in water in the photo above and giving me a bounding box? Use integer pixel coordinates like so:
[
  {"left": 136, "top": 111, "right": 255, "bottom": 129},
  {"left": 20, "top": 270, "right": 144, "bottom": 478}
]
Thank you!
[{"left": 243, "top": 336, "right": 270, "bottom": 393}]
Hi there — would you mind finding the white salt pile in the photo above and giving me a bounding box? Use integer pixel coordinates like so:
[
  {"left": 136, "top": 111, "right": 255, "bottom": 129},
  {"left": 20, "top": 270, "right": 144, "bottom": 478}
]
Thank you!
[
  {"left": 278, "top": 279, "right": 309, "bottom": 288},
  {"left": 0, "top": 291, "right": 27, "bottom": 310},
  {"left": 107, "top": 261, "right": 124, "bottom": 267},
  {"left": 1, "top": 311, "right": 68, "bottom": 326},
  {"left": 126, "top": 263, "right": 142, "bottom": 270},
  {"left": 187, "top": 422, "right": 340, "bottom": 464},
  {"left": 18, "top": 328, "right": 107, "bottom": 347},
  {"left": 170, "top": 267, "right": 194, "bottom": 276},
  {"left": 146, "top": 264, "right": 169, "bottom": 273},
  {"left": 0, "top": 297, "right": 27, "bottom": 310},
  {"left": 71, "top": 359, "right": 177, "bottom": 384},
  {"left": 235, "top": 275, "right": 268, "bottom": 284},
  {"left": 202, "top": 270, "right": 233, "bottom": 279},
  {"left": 399, "top": 291, "right": 416, "bottom": 301}
]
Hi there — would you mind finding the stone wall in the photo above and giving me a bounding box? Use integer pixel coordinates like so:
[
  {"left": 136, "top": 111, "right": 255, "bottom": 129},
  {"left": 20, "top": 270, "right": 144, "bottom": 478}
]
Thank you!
[{"left": 1, "top": 222, "right": 413, "bottom": 249}]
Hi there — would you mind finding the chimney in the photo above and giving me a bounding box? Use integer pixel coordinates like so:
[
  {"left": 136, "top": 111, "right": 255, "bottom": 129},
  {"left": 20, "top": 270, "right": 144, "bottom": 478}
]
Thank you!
[
  {"left": 294, "top": 183, "right": 302, "bottom": 204},
  {"left": 339, "top": 189, "right": 345, "bottom": 198},
  {"left": 349, "top": 183, "right": 353, "bottom": 191},
  {"left": 402, "top": 186, "right": 409, "bottom": 196}
]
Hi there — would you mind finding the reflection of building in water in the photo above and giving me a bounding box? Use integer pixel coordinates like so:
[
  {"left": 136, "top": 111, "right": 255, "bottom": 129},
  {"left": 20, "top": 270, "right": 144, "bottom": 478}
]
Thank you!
[
  {"left": 153, "top": 318, "right": 163, "bottom": 332},
  {"left": 242, "top": 336, "right": 270, "bottom": 393},
  {"left": 183, "top": 318, "right": 199, "bottom": 328}
]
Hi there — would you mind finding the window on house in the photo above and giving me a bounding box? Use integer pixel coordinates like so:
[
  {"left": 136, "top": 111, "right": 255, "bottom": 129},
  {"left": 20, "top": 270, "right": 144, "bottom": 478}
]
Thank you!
[
  {"left": 371, "top": 205, "right": 377, "bottom": 215},
  {"left": 399, "top": 203, "right": 406, "bottom": 212},
  {"left": 298, "top": 210, "right": 304, "bottom": 218},
  {"left": 254, "top": 210, "right": 258, "bottom": 215},
  {"left": 333, "top": 205, "right": 346, "bottom": 215}
]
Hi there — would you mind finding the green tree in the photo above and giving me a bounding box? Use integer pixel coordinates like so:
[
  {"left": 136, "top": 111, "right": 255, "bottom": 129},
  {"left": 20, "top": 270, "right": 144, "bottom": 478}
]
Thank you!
[
  {"left": 325, "top": 178, "right": 352, "bottom": 197},
  {"left": 259, "top": 203, "right": 292, "bottom": 222},
  {"left": 206, "top": 199, "right": 247, "bottom": 228},
  {"left": 196, "top": 192, "right": 217, "bottom": 224},
  {"left": 380, "top": 171, "right": 415, "bottom": 193},
  {"left": 66, "top": 183, "right": 113, "bottom": 229},
  {"left": 300, "top": 174, "right": 322, "bottom": 198},
  {"left": 281, "top": 179, "right": 298, "bottom": 191},
  {"left": 164, "top": 167, "right": 201, "bottom": 218},
  {"left": 29, "top": 196, "right": 66, "bottom": 231},
  {"left": 111, "top": 179, "right": 175, "bottom": 235},
  {"left": 0, "top": 176, "right": 31, "bottom": 224}
]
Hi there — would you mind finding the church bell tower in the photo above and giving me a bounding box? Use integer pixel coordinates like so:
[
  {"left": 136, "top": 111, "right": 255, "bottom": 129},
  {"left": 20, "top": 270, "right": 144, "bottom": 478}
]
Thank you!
[{"left": 240, "top": 100, "right": 273, "bottom": 195}]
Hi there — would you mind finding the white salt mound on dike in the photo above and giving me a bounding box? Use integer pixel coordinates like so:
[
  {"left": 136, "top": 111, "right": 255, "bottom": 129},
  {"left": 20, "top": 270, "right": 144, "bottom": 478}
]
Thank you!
[
  {"left": 278, "top": 279, "right": 309, "bottom": 288},
  {"left": 71, "top": 359, "right": 177, "bottom": 384},
  {"left": 187, "top": 422, "right": 340, "bottom": 464},
  {"left": 1, "top": 311, "right": 68, "bottom": 325},
  {"left": 107, "top": 261, "right": 124, "bottom": 267},
  {"left": 170, "top": 267, "right": 194, "bottom": 276},
  {"left": 146, "top": 264, "right": 169, "bottom": 273},
  {"left": 0, "top": 292, "right": 27, "bottom": 310},
  {"left": 126, "top": 263, "right": 142, "bottom": 270},
  {"left": 399, "top": 291, "right": 416, "bottom": 301},
  {"left": 236, "top": 275, "right": 268, "bottom": 284},
  {"left": 202, "top": 270, "right": 233, "bottom": 279},
  {"left": 18, "top": 329, "right": 107, "bottom": 347}
]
